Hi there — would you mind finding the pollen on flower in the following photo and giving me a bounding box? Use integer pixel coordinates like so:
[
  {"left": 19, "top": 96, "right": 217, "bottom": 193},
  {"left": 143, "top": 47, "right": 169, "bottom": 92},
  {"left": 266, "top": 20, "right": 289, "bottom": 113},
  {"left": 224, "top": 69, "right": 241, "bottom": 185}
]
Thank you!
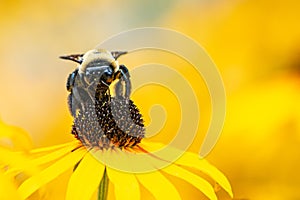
[{"left": 71, "top": 94, "right": 145, "bottom": 150}]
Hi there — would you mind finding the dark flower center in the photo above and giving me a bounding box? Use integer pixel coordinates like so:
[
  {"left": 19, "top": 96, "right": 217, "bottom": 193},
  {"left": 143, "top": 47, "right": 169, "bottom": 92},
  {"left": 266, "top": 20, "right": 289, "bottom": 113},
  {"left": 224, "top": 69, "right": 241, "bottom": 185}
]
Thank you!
[{"left": 71, "top": 94, "right": 145, "bottom": 149}]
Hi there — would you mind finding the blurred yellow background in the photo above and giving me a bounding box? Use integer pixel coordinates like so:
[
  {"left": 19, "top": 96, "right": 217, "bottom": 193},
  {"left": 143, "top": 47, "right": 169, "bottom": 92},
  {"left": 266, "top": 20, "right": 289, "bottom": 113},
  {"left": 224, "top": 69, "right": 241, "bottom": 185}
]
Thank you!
[{"left": 1, "top": 0, "right": 300, "bottom": 199}]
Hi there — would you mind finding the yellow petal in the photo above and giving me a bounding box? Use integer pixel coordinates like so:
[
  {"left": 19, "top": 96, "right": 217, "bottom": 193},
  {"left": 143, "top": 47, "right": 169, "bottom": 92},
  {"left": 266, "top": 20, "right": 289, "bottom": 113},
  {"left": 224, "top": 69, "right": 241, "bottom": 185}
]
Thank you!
[
  {"left": 140, "top": 141, "right": 233, "bottom": 197},
  {"left": 0, "top": 148, "right": 38, "bottom": 176},
  {"left": 136, "top": 171, "right": 181, "bottom": 200},
  {"left": 66, "top": 151, "right": 105, "bottom": 200},
  {"left": 29, "top": 141, "right": 80, "bottom": 154},
  {"left": 30, "top": 143, "right": 83, "bottom": 166},
  {"left": 6, "top": 144, "right": 83, "bottom": 176},
  {"left": 176, "top": 152, "right": 233, "bottom": 198},
  {"left": 107, "top": 167, "right": 140, "bottom": 200},
  {"left": 162, "top": 164, "right": 217, "bottom": 200},
  {"left": 0, "top": 170, "right": 21, "bottom": 200},
  {"left": 17, "top": 148, "right": 86, "bottom": 199},
  {"left": 0, "top": 148, "right": 25, "bottom": 166},
  {"left": 138, "top": 140, "right": 164, "bottom": 152}
]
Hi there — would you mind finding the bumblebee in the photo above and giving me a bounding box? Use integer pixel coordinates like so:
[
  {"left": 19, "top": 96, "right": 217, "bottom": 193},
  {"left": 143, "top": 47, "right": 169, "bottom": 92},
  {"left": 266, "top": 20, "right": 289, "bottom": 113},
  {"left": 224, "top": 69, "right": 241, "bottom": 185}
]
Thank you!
[
  {"left": 60, "top": 49, "right": 144, "bottom": 149},
  {"left": 60, "top": 49, "right": 129, "bottom": 117}
]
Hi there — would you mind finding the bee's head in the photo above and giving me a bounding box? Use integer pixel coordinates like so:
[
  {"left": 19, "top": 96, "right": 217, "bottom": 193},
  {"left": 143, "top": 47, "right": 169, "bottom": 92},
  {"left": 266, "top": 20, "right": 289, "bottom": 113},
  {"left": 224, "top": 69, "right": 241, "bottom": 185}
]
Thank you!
[{"left": 60, "top": 49, "right": 127, "bottom": 74}]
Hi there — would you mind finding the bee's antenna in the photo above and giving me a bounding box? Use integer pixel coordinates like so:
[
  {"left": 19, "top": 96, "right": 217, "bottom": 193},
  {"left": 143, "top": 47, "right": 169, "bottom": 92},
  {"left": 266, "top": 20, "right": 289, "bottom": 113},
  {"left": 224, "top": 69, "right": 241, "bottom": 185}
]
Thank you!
[{"left": 59, "top": 54, "right": 84, "bottom": 64}]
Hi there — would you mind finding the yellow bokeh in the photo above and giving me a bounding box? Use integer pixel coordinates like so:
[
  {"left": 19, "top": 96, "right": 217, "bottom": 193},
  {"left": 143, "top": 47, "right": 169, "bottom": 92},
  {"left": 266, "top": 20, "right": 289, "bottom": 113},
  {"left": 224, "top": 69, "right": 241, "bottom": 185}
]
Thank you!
[{"left": 1, "top": 0, "right": 300, "bottom": 199}]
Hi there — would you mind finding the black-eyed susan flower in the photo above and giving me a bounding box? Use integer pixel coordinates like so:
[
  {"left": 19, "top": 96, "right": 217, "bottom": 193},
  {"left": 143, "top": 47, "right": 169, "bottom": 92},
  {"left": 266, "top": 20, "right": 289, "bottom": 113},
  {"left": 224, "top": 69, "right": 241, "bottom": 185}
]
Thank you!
[
  {"left": 11, "top": 94, "right": 233, "bottom": 200},
  {"left": 5, "top": 49, "right": 233, "bottom": 200}
]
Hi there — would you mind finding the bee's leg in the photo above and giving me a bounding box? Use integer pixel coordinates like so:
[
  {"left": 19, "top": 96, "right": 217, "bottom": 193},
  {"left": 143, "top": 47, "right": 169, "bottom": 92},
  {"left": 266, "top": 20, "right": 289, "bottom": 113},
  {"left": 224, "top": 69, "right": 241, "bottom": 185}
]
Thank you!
[
  {"left": 66, "top": 69, "right": 86, "bottom": 116},
  {"left": 69, "top": 72, "right": 96, "bottom": 116},
  {"left": 114, "top": 80, "right": 123, "bottom": 98},
  {"left": 95, "top": 68, "right": 114, "bottom": 101},
  {"left": 72, "top": 86, "right": 94, "bottom": 115},
  {"left": 122, "top": 65, "right": 132, "bottom": 98},
  {"left": 114, "top": 65, "right": 131, "bottom": 98}
]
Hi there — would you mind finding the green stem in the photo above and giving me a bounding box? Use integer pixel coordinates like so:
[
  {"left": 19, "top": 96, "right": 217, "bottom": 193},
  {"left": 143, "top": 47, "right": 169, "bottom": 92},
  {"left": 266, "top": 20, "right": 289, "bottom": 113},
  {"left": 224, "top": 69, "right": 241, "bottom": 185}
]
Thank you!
[{"left": 98, "top": 167, "right": 109, "bottom": 200}]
